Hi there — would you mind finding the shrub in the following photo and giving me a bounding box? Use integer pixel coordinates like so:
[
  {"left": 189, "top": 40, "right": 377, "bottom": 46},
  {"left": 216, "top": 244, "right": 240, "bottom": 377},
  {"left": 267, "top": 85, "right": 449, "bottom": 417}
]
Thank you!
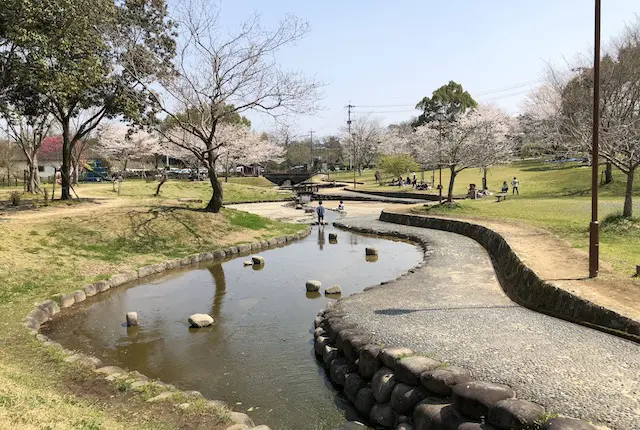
[{"left": 10, "top": 191, "right": 21, "bottom": 206}]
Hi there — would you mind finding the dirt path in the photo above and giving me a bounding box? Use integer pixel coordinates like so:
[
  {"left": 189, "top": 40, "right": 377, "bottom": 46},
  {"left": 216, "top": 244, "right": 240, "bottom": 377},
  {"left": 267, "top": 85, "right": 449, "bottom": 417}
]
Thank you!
[
  {"left": 0, "top": 198, "right": 139, "bottom": 224},
  {"left": 395, "top": 210, "right": 640, "bottom": 321}
]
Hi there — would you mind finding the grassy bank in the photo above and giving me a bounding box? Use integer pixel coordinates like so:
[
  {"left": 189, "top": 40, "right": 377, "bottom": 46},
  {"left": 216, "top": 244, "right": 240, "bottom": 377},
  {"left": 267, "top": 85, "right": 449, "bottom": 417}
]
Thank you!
[
  {"left": 0, "top": 183, "right": 304, "bottom": 429},
  {"left": 327, "top": 160, "right": 640, "bottom": 198},
  {"left": 415, "top": 198, "right": 640, "bottom": 276}
]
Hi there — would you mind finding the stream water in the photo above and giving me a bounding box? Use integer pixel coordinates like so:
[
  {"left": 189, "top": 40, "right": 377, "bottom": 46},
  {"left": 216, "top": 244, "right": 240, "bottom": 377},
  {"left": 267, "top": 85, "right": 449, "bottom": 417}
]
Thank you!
[{"left": 44, "top": 214, "right": 423, "bottom": 429}]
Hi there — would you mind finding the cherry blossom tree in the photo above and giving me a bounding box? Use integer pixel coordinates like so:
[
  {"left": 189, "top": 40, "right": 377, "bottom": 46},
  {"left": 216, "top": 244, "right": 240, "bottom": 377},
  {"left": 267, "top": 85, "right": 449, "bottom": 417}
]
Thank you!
[
  {"left": 132, "top": 0, "right": 321, "bottom": 212},
  {"left": 414, "top": 104, "right": 512, "bottom": 202},
  {"left": 96, "top": 124, "right": 160, "bottom": 175},
  {"left": 341, "top": 115, "right": 384, "bottom": 174}
]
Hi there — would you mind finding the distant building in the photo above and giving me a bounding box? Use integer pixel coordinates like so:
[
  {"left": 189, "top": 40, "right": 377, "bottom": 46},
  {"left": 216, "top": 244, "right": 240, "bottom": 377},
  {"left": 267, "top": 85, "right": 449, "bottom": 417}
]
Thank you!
[{"left": 235, "top": 164, "right": 263, "bottom": 176}]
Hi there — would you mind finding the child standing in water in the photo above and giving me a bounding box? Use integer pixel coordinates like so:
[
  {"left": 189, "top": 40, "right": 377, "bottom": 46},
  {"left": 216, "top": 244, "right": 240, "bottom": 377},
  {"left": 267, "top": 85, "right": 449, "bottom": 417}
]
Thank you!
[{"left": 316, "top": 201, "right": 326, "bottom": 225}]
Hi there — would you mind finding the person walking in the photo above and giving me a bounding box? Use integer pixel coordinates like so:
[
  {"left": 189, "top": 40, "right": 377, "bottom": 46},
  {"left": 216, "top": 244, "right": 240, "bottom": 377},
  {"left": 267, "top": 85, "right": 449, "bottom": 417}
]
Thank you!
[
  {"left": 316, "top": 201, "right": 326, "bottom": 225},
  {"left": 511, "top": 177, "right": 519, "bottom": 195}
]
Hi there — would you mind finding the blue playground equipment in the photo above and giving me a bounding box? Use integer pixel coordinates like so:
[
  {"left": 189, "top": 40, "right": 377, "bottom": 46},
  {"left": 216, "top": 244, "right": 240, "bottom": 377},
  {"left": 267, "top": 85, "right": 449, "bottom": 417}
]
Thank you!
[{"left": 83, "top": 160, "right": 109, "bottom": 182}]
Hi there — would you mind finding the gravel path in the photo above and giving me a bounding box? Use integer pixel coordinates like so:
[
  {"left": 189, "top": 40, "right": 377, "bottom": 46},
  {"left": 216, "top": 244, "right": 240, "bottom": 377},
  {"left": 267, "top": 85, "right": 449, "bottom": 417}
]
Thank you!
[{"left": 334, "top": 217, "right": 640, "bottom": 430}]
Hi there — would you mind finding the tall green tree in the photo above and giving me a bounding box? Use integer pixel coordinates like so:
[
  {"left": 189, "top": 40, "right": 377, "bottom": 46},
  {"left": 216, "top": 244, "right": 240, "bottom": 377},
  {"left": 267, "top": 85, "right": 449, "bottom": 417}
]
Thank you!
[
  {"left": 0, "top": 0, "right": 176, "bottom": 199},
  {"left": 413, "top": 81, "right": 477, "bottom": 127}
]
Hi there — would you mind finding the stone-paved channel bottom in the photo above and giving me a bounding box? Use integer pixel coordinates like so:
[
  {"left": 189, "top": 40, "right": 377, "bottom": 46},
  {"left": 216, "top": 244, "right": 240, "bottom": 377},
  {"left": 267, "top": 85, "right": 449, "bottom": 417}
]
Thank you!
[
  {"left": 43, "top": 215, "right": 423, "bottom": 430},
  {"left": 334, "top": 217, "right": 640, "bottom": 430}
]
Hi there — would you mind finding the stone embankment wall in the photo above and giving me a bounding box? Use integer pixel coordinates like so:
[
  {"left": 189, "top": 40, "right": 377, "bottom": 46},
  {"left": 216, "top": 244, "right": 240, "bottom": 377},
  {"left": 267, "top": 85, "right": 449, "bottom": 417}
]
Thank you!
[
  {"left": 342, "top": 189, "right": 442, "bottom": 201},
  {"left": 378, "top": 211, "right": 640, "bottom": 342},
  {"left": 24, "top": 226, "right": 312, "bottom": 430},
  {"left": 314, "top": 304, "right": 600, "bottom": 430}
]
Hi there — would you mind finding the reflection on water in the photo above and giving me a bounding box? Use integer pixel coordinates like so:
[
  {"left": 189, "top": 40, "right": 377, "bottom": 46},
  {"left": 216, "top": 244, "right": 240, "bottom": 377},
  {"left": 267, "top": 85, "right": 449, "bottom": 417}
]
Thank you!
[
  {"left": 317, "top": 225, "right": 326, "bottom": 250},
  {"left": 45, "top": 215, "right": 422, "bottom": 430}
]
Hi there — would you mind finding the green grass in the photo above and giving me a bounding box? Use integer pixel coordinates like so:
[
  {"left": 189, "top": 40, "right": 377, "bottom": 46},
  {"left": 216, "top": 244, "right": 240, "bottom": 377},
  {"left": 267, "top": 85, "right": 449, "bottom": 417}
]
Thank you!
[
  {"left": 326, "top": 160, "right": 640, "bottom": 198},
  {"left": 418, "top": 197, "right": 640, "bottom": 275}
]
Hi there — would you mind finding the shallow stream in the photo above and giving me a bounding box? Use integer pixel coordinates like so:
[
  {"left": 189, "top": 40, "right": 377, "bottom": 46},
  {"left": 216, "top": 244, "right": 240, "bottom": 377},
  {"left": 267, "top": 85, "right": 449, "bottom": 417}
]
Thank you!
[{"left": 45, "top": 214, "right": 422, "bottom": 429}]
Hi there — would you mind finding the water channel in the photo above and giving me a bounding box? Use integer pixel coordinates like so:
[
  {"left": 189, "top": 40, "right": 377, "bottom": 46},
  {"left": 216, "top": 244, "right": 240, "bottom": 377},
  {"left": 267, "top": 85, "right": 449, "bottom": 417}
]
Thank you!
[{"left": 44, "top": 213, "right": 423, "bottom": 429}]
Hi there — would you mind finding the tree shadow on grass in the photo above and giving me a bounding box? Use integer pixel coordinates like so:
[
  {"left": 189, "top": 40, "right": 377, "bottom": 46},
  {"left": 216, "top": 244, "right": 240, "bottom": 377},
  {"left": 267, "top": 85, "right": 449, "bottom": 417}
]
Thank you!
[{"left": 521, "top": 163, "right": 584, "bottom": 172}]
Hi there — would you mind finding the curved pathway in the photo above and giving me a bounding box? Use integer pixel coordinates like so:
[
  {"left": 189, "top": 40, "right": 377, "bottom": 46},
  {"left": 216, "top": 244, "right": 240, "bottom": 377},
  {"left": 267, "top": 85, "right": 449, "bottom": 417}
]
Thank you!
[{"left": 334, "top": 217, "right": 640, "bottom": 430}]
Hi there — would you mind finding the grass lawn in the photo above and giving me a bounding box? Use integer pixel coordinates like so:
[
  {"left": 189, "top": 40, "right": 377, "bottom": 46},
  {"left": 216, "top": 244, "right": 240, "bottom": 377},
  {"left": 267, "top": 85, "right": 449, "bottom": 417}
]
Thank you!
[
  {"left": 0, "top": 180, "right": 304, "bottom": 429},
  {"left": 326, "top": 160, "right": 640, "bottom": 198}
]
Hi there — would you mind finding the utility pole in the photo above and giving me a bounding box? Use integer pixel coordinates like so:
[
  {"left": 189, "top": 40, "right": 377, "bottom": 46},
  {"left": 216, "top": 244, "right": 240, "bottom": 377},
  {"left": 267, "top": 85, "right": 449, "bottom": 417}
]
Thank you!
[
  {"left": 309, "top": 129, "right": 314, "bottom": 172},
  {"left": 589, "top": 0, "right": 601, "bottom": 278},
  {"left": 347, "top": 104, "right": 356, "bottom": 188}
]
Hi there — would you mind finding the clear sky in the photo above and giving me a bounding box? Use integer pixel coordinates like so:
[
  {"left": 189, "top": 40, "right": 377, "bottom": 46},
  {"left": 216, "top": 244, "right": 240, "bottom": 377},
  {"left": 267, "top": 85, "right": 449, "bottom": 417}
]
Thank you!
[{"left": 213, "top": 1, "right": 639, "bottom": 137}]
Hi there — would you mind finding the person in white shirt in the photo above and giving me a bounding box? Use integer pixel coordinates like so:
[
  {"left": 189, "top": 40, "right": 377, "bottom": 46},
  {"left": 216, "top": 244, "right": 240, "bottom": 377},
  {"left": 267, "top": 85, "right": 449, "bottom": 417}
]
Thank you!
[{"left": 511, "top": 177, "right": 520, "bottom": 195}]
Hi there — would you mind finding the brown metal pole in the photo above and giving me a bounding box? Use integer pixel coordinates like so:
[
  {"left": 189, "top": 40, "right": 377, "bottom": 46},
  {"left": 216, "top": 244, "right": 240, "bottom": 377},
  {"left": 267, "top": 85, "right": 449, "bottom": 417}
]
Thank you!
[
  {"left": 589, "top": 0, "right": 601, "bottom": 278},
  {"left": 438, "top": 166, "right": 442, "bottom": 204}
]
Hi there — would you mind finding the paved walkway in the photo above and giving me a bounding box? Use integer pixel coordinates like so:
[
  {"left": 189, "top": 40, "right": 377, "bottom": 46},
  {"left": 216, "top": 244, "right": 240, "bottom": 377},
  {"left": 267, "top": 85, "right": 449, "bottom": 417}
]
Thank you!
[
  {"left": 334, "top": 217, "right": 640, "bottom": 430},
  {"left": 408, "top": 214, "right": 640, "bottom": 322}
]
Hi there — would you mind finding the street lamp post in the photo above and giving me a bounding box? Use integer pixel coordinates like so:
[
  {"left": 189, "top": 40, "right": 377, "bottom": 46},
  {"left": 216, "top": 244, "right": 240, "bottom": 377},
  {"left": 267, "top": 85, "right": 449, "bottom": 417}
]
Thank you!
[{"left": 589, "top": 0, "right": 601, "bottom": 278}]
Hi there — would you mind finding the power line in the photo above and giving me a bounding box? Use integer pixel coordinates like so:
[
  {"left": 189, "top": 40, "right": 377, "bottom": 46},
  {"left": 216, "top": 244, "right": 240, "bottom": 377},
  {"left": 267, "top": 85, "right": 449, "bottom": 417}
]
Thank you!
[{"left": 348, "top": 78, "right": 545, "bottom": 112}]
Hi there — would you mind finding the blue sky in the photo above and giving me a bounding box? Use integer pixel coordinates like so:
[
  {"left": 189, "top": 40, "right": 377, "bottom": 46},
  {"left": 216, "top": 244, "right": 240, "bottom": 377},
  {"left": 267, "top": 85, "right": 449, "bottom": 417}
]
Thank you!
[{"left": 213, "top": 1, "right": 638, "bottom": 137}]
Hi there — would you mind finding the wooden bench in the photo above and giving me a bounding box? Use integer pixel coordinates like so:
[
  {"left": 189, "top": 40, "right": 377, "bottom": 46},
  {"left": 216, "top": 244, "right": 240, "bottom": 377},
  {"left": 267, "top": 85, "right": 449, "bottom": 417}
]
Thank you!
[{"left": 496, "top": 193, "right": 507, "bottom": 202}]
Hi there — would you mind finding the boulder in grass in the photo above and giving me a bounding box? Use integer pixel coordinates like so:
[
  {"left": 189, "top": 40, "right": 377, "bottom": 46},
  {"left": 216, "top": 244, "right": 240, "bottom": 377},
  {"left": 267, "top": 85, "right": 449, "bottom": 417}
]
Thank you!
[
  {"left": 188, "top": 313, "right": 214, "bottom": 328},
  {"left": 365, "top": 247, "right": 378, "bottom": 256},
  {"left": 325, "top": 285, "right": 342, "bottom": 295},
  {"left": 251, "top": 256, "right": 265, "bottom": 265},
  {"left": 306, "top": 280, "right": 321, "bottom": 292}
]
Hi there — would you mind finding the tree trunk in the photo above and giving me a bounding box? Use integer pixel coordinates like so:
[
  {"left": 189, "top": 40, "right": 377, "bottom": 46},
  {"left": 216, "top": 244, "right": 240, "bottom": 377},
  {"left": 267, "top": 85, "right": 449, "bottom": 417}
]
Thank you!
[
  {"left": 205, "top": 167, "right": 223, "bottom": 213},
  {"left": 447, "top": 167, "right": 457, "bottom": 203},
  {"left": 623, "top": 168, "right": 635, "bottom": 218},
  {"left": 72, "top": 160, "right": 79, "bottom": 185},
  {"left": 225, "top": 153, "right": 229, "bottom": 183},
  {"left": 482, "top": 167, "right": 488, "bottom": 191},
  {"left": 155, "top": 172, "right": 167, "bottom": 196},
  {"left": 604, "top": 162, "right": 613, "bottom": 184},
  {"left": 27, "top": 157, "right": 40, "bottom": 193},
  {"left": 61, "top": 119, "right": 72, "bottom": 200}
]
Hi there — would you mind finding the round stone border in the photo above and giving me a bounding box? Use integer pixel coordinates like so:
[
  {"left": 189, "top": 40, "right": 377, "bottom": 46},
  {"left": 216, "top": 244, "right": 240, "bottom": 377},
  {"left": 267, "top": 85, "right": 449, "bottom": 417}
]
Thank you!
[
  {"left": 320, "top": 220, "right": 603, "bottom": 430},
  {"left": 23, "top": 226, "right": 312, "bottom": 430}
]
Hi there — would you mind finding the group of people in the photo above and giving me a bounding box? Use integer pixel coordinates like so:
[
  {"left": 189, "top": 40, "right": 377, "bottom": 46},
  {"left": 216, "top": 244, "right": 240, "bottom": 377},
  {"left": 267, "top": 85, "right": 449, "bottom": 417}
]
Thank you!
[
  {"left": 468, "top": 177, "right": 520, "bottom": 199},
  {"left": 390, "top": 173, "right": 431, "bottom": 190}
]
